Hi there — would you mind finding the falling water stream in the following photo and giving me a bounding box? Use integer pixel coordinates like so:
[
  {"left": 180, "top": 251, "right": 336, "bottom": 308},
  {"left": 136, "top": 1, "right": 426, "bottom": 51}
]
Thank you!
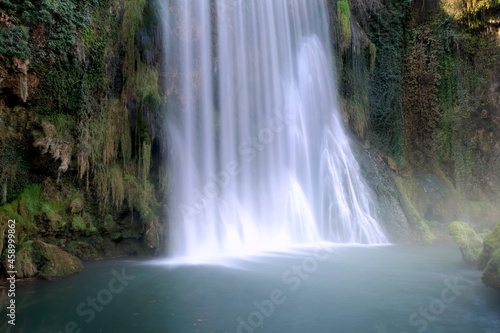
[
  {"left": 3, "top": 3, "right": 500, "bottom": 333},
  {"left": 163, "top": 0, "right": 387, "bottom": 260}
]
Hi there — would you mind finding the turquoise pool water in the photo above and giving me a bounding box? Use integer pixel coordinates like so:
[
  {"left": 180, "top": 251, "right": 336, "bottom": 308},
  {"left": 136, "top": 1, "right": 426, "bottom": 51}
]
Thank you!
[{"left": 2, "top": 244, "right": 500, "bottom": 332}]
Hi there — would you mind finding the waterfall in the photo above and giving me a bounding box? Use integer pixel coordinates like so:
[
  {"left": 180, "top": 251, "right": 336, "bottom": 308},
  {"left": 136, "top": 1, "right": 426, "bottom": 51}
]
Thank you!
[{"left": 162, "top": 0, "right": 387, "bottom": 260}]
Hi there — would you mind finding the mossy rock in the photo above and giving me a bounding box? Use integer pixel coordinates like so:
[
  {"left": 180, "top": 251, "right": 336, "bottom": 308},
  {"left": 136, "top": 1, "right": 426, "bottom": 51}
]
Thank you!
[
  {"left": 476, "top": 222, "right": 500, "bottom": 290},
  {"left": 144, "top": 219, "right": 162, "bottom": 252},
  {"left": 481, "top": 249, "right": 500, "bottom": 290},
  {"left": 477, "top": 222, "right": 500, "bottom": 270},
  {"left": 33, "top": 241, "right": 83, "bottom": 279},
  {"left": 446, "top": 221, "right": 483, "bottom": 265},
  {"left": 5, "top": 241, "right": 38, "bottom": 278},
  {"left": 3, "top": 240, "right": 82, "bottom": 279}
]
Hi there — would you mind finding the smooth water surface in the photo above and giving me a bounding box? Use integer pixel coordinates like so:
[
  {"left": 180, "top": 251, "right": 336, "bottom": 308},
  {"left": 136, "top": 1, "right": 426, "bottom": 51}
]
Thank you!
[{"left": 2, "top": 245, "right": 500, "bottom": 332}]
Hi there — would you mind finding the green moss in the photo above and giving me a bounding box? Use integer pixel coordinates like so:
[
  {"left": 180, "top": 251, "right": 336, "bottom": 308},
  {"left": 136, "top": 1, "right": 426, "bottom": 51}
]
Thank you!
[
  {"left": 41, "top": 201, "right": 66, "bottom": 229},
  {"left": 11, "top": 241, "right": 37, "bottom": 278},
  {"left": 396, "top": 175, "right": 434, "bottom": 243},
  {"left": 446, "top": 221, "right": 483, "bottom": 265},
  {"left": 0, "top": 0, "right": 165, "bottom": 265},
  {"left": 365, "top": 0, "right": 412, "bottom": 161},
  {"left": 2, "top": 239, "right": 81, "bottom": 279},
  {"left": 71, "top": 215, "right": 87, "bottom": 232},
  {"left": 103, "top": 214, "right": 115, "bottom": 233},
  {"left": 136, "top": 66, "right": 161, "bottom": 112},
  {"left": 337, "top": 0, "right": 351, "bottom": 49},
  {"left": 66, "top": 241, "right": 99, "bottom": 261},
  {"left": 19, "top": 184, "right": 41, "bottom": 220},
  {"left": 410, "top": 205, "right": 434, "bottom": 244},
  {"left": 121, "top": 0, "right": 148, "bottom": 80},
  {"left": 369, "top": 41, "right": 377, "bottom": 71},
  {"left": 110, "top": 164, "right": 125, "bottom": 210},
  {"left": 33, "top": 241, "right": 83, "bottom": 279},
  {"left": 481, "top": 248, "right": 500, "bottom": 290},
  {"left": 0, "top": 184, "right": 41, "bottom": 231},
  {"left": 478, "top": 222, "right": 500, "bottom": 270}
]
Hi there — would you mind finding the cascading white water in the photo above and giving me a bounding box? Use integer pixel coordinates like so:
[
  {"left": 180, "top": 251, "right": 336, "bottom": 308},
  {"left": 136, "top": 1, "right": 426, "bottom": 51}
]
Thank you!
[{"left": 162, "top": 0, "right": 387, "bottom": 260}]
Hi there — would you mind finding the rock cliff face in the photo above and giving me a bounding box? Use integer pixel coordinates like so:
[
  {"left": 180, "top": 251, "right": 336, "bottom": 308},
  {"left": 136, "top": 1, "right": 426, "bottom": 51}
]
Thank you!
[
  {"left": 332, "top": 0, "right": 500, "bottom": 244},
  {"left": 0, "top": 56, "right": 36, "bottom": 104},
  {"left": 334, "top": 0, "right": 500, "bottom": 290},
  {"left": 0, "top": 0, "right": 166, "bottom": 279}
]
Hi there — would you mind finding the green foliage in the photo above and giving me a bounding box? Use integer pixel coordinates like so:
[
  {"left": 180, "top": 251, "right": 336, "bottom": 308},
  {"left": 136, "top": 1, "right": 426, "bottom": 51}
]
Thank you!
[
  {"left": 442, "top": 0, "right": 500, "bottom": 32},
  {"left": 121, "top": 0, "right": 148, "bottom": 81},
  {"left": 0, "top": 184, "right": 42, "bottom": 230},
  {"left": 335, "top": 5, "right": 375, "bottom": 141},
  {"left": 110, "top": 164, "right": 125, "bottom": 210},
  {"left": 0, "top": 182, "right": 72, "bottom": 238},
  {"left": 365, "top": 0, "right": 412, "bottom": 161},
  {"left": 402, "top": 25, "right": 441, "bottom": 170},
  {"left": 0, "top": 0, "right": 165, "bottom": 265},
  {"left": 0, "top": 106, "right": 32, "bottom": 203},
  {"left": 430, "top": 12, "right": 500, "bottom": 197},
  {"left": 18, "top": 183, "right": 41, "bottom": 217},
  {"left": 41, "top": 201, "right": 64, "bottom": 229},
  {"left": 103, "top": 214, "right": 115, "bottom": 233},
  {"left": 36, "top": 64, "right": 85, "bottom": 116},
  {"left": 71, "top": 215, "right": 86, "bottom": 232},
  {"left": 0, "top": 26, "right": 30, "bottom": 58},
  {"left": 20, "top": 0, "right": 116, "bottom": 118},
  {"left": 0, "top": 0, "right": 95, "bottom": 62},
  {"left": 136, "top": 66, "right": 161, "bottom": 114},
  {"left": 65, "top": 240, "right": 98, "bottom": 261},
  {"left": 446, "top": 221, "right": 483, "bottom": 264}
]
